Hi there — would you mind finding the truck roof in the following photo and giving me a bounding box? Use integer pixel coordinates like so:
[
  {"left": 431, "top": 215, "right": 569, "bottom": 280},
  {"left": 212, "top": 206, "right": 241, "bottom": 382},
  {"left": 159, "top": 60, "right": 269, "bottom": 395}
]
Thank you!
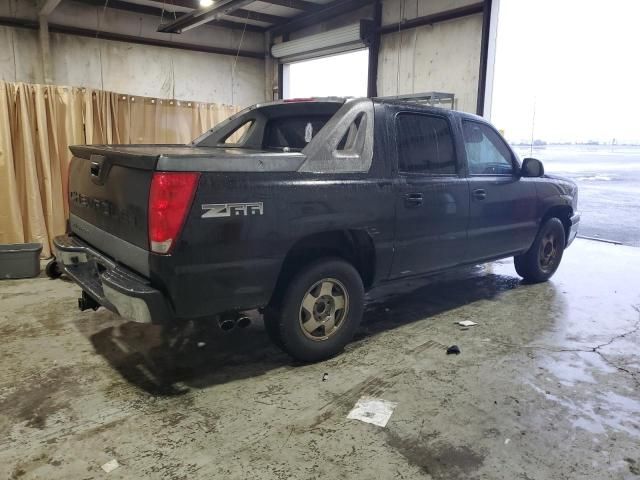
[
  {"left": 260, "top": 96, "right": 482, "bottom": 120},
  {"left": 372, "top": 97, "right": 485, "bottom": 122}
]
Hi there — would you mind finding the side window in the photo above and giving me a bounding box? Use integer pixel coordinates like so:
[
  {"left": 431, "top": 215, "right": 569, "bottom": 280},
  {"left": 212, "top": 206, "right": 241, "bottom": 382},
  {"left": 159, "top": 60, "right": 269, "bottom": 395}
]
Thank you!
[
  {"left": 462, "top": 121, "right": 514, "bottom": 175},
  {"left": 396, "top": 113, "right": 456, "bottom": 174}
]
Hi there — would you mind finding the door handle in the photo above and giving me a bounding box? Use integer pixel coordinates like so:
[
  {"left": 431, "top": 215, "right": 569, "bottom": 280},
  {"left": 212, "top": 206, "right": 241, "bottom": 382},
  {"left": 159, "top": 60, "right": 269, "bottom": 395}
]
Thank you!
[
  {"left": 404, "top": 193, "right": 423, "bottom": 207},
  {"left": 472, "top": 189, "right": 487, "bottom": 200}
]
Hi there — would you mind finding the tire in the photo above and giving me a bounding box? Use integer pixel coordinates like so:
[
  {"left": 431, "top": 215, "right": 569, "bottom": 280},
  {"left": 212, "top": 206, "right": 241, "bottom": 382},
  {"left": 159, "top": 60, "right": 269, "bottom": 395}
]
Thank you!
[
  {"left": 514, "top": 217, "right": 566, "bottom": 283},
  {"left": 45, "top": 259, "right": 62, "bottom": 279},
  {"left": 265, "top": 257, "right": 364, "bottom": 362}
]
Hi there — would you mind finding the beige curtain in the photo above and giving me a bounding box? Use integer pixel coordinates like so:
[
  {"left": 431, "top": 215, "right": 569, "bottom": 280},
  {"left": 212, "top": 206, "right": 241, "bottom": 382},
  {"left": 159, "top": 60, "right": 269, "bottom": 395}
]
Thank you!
[{"left": 0, "top": 81, "right": 241, "bottom": 257}]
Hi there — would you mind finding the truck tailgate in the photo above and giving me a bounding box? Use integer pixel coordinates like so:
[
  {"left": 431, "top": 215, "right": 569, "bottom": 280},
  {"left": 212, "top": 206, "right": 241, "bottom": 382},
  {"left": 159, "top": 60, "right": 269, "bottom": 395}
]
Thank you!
[{"left": 67, "top": 145, "right": 161, "bottom": 259}]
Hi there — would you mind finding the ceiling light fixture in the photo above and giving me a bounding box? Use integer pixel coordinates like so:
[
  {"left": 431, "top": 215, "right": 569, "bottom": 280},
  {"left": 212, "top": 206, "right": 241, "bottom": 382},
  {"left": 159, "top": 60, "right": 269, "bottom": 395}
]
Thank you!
[{"left": 199, "top": 0, "right": 214, "bottom": 7}]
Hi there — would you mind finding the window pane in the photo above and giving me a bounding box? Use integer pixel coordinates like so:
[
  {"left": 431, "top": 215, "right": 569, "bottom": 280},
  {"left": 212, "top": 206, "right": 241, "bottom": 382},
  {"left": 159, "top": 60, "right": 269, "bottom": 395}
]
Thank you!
[
  {"left": 396, "top": 114, "right": 456, "bottom": 174},
  {"left": 462, "top": 121, "right": 514, "bottom": 175}
]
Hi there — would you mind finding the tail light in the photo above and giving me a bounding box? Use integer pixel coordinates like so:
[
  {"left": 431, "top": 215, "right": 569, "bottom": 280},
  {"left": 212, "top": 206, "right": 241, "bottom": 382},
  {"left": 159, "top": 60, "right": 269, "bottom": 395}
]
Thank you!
[{"left": 148, "top": 172, "right": 200, "bottom": 254}]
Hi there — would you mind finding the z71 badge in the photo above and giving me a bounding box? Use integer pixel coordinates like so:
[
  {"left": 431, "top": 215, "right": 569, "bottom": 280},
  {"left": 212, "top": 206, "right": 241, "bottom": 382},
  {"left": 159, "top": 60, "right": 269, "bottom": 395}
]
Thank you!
[{"left": 202, "top": 202, "right": 264, "bottom": 219}]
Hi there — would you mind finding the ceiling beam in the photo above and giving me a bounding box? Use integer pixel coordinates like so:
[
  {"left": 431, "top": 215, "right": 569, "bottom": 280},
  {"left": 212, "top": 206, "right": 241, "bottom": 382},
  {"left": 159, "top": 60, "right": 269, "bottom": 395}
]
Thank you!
[
  {"left": 74, "top": 0, "right": 181, "bottom": 16},
  {"left": 378, "top": 2, "right": 484, "bottom": 34},
  {"left": 269, "top": 0, "right": 374, "bottom": 36},
  {"left": 208, "top": 18, "right": 264, "bottom": 30},
  {"left": 0, "top": 15, "right": 263, "bottom": 58},
  {"left": 71, "top": 0, "right": 264, "bottom": 32},
  {"left": 259, "top": 0, "right": 321, "bottom": 11},
  {"left": 167, "top": 0, "right": 319, "bottom": 13},
  {"left": 225, "top": 9, "right": 287, "bottom": 24},
  {"left": 39, "top": 0, "right": 62, "bottom": 16},
  {"left": 157, "top": 0, "right": 256, "bottom": 33},
  {"left": 142, "top": 0, "right": 289, "bottom": 28},
  {"left": 157, "top": 0, "right": 200, "bottom": 9}
]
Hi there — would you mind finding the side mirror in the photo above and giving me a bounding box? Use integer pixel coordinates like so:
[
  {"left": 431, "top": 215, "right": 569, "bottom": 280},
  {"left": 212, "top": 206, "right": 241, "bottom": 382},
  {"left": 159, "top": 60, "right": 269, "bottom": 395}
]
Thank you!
[{"left": 521, "top": 157, "right": 544, "bottom": 177}]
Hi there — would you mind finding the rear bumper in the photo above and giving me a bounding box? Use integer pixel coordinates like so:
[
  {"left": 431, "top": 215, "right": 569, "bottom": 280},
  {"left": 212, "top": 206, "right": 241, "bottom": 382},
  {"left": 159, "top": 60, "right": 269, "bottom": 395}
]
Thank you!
[
  {"left": 567, "top": 213, "right": 580, "bottom": 246},
  {"left": 53, "top": 234, "right": 172, "bottom": 324}
]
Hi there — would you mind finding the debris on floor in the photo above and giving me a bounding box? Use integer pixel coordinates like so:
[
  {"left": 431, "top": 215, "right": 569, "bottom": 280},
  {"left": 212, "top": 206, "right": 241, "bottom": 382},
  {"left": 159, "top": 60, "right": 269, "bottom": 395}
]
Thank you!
[
  {"left": 457, "top": 320, "right": 478, "bottom": 327},
  {"left": 446, "top": 345, "right": 461, "bottom": 355},
  {"left": 101, "top": 459, "right": 120, "bottom": 473},
  {"left": 347, "top": 396, "right": 398, "bottom": 427},
  {"left": 322, "top": 373, "right": 328, "bottom": 382}
]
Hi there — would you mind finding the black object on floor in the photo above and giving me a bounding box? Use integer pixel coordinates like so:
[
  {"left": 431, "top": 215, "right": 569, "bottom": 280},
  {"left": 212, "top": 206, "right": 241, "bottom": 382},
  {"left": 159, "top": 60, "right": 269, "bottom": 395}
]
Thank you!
[{"left": 446, "top": 345, "right": 461, "bottom": 355}]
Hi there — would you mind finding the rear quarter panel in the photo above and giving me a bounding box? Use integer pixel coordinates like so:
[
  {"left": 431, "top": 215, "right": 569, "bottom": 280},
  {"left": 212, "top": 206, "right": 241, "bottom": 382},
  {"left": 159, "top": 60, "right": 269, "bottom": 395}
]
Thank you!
[{"left": 153, "top": 172, "right": 396, "bottom": 318}]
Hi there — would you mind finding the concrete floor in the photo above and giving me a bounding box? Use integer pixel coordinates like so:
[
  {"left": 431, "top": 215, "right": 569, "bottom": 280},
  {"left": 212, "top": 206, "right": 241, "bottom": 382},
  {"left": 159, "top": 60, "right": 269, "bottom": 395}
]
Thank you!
[{"left": 1, "top": 238, "right": 639, "bottom": 480}]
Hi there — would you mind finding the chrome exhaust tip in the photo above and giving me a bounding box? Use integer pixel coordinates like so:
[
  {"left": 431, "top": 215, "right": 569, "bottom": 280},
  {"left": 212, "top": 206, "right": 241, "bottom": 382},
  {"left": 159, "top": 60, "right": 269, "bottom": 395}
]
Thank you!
[
  {"left": 218, "top": 317, "right": 236, "bottom": 331},
  {"left": 237, "top": 316, "right": 251, "bottom": 329}
]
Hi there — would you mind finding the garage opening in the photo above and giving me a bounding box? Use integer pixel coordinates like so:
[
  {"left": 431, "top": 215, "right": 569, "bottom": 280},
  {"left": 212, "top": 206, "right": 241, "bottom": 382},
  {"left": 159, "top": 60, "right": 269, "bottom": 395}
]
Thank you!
[
  {"left": 283, "top": 49, "right": 369, "bottom": 99},
  {"left": 272, "top": 20, "right": 374, "bottom": 100}
]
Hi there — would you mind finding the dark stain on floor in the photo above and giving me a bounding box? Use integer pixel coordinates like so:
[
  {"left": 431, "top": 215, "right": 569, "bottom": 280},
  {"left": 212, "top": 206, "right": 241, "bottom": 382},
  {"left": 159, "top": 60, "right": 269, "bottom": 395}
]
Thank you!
[
  {"left": 0, "top": 366, "right": 78, "bottom": 431},
  {"left": 386, "top": 431, "right": 485, "bottom": 479}
]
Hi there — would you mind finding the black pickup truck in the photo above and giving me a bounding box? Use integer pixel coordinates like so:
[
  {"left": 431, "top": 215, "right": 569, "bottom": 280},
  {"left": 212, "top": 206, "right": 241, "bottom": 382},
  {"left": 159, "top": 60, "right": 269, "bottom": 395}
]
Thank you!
[{"left": 51, "top": 97, "right": 580, "bottom": 361}]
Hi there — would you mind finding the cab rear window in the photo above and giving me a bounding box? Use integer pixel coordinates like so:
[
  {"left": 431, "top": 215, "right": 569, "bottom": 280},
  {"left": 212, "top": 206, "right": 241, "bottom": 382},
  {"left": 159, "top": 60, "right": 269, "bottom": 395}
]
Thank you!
[
  {"left": 263, "top": 115, "right": 333, "bottom": 151},
  {"left": 195, "top": 101, "right": 344, "bottom": 151}
]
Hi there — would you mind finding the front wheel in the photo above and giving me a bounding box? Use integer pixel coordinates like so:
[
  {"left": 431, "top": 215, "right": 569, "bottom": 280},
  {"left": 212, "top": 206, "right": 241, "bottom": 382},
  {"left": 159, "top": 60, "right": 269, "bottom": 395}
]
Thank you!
[
  {"left": 265, "top": 258, "right": 364, "bottom": 362},
  {"left": 515, "top": 217, "right": 566, "bottom": 283}
]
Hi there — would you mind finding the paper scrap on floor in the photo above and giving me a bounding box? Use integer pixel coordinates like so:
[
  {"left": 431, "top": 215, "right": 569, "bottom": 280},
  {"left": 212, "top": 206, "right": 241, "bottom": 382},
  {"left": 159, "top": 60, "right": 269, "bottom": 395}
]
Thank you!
[
  {"left": 101, "top": 459, "right": 120, "bottom": 473},
  {"left": 347, "top": 396, "right": 398, "bottom": 427},
  {"left": 457, "top": 320, "right": 478, "bottom": 327}
]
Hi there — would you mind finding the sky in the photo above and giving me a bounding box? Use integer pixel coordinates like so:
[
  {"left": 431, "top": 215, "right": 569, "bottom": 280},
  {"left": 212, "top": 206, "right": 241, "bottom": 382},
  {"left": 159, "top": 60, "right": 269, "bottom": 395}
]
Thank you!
[{"left": 491, "top": 0, "right": 640, "bottom": 144}]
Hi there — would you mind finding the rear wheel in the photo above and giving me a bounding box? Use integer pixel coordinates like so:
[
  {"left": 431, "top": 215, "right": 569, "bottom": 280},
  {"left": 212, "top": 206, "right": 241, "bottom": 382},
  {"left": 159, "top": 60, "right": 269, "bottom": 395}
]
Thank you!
[
  {"left": 264, "top": 258, "right": 364, "bottom": 362},
  {"left": 515, "top": 217, "right": 566, "bottom": 283}
]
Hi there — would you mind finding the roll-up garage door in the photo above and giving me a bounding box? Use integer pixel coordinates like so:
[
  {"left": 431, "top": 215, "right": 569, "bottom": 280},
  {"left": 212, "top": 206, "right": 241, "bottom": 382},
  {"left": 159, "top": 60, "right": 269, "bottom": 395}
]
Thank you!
[{"left": 271, "top": 20, "right": 374, "bottom": 64}]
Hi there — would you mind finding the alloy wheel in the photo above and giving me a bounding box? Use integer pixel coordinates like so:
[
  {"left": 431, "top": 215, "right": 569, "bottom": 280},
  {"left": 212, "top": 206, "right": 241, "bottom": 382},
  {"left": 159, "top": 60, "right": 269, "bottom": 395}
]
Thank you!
[{"left": 298, "top": 278, "right": 349, "bottom": 341}]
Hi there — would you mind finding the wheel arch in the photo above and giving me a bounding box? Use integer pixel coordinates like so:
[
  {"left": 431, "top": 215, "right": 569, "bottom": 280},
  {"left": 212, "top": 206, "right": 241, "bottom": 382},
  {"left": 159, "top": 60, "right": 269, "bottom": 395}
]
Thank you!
[
  {"left": 270, "top": 229, "right": 376, "bottom": 306},
  {"left": 541, "top": 204, "right": 573, "bottom": 244}
]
